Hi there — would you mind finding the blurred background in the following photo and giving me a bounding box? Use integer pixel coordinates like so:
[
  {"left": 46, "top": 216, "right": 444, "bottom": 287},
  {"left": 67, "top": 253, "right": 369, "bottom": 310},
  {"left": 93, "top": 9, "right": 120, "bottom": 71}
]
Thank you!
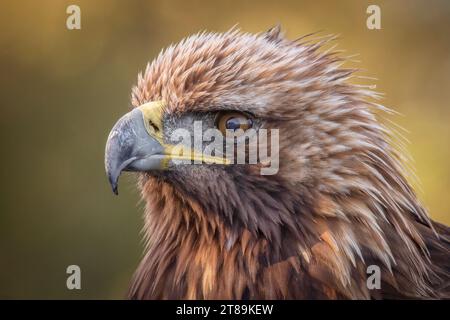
[{"left": 0, "top": 0, "right": 449, "bottom": 299}]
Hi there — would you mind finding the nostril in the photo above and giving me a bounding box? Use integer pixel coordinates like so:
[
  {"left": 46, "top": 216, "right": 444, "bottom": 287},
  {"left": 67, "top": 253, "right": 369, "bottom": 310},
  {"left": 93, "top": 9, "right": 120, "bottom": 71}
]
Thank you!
[{"left": 148, "top": 120, "right": 159, "bottom": 132}]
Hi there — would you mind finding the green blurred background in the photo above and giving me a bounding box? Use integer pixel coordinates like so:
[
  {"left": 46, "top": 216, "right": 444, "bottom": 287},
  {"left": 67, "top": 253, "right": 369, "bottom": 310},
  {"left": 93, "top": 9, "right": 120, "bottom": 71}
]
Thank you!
[{"left": 0, "top": 0, "right": 449, "bottom": 299}]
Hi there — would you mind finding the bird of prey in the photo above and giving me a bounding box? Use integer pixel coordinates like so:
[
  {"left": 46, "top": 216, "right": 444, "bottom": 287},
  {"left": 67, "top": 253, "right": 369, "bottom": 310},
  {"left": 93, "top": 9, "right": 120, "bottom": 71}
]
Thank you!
[{"left": 105, "top": 27, "right": 449, "bottom": 299}]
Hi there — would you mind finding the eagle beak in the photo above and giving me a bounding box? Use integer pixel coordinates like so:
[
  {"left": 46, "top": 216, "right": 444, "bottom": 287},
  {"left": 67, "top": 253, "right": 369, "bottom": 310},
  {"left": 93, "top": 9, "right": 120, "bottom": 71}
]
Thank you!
[
  {"left": 105, "top": 101, "right": 166, "bottom": 195},
  {"left": 105, "top": 101, "right": 229, "bottom": 195}
]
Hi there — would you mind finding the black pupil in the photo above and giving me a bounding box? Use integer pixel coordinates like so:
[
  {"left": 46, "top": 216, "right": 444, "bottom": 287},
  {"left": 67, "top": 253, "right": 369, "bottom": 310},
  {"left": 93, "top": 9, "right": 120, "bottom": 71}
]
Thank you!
[{"left": 226, "top": 117, "right": 248, "bottom": 130}]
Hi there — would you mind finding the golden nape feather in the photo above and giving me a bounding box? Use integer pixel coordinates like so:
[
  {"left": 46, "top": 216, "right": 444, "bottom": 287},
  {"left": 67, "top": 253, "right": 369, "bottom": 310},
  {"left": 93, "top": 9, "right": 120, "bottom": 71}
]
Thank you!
[{"left": 105, "top": 27, "right": 449, "bottom": 299}]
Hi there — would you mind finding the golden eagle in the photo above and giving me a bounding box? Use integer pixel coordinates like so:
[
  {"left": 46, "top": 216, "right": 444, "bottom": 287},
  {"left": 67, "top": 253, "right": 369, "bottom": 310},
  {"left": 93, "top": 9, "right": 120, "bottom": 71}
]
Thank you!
[{"left": 104, "top": 27, "right": 449, "bottom": 299}]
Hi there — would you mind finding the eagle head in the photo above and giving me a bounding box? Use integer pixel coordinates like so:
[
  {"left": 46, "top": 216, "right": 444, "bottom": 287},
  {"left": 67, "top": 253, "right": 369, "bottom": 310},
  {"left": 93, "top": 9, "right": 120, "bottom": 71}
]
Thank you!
[{"left": 104, "top": 27, "right": 449, "bottom": 299}]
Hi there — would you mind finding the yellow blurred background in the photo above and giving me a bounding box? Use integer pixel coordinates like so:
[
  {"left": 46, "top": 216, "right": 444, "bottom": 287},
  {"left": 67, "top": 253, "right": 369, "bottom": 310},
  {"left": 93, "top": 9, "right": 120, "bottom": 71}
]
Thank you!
[{"left": 0, "top": 0, "right": 448, "bottom": 299}]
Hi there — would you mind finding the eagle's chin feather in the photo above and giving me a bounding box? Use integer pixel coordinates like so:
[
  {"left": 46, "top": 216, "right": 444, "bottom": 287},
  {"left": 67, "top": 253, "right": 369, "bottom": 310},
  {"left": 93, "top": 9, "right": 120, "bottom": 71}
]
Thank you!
[{"left": 125, "top": 27, "right": 450, "bottom": 299}]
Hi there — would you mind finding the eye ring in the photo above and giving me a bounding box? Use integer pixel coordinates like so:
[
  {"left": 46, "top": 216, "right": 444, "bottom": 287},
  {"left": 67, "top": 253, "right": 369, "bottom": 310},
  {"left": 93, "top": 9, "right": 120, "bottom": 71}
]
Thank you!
[{"left": 216, "top": 111, "right": 253, "bottom": 136}]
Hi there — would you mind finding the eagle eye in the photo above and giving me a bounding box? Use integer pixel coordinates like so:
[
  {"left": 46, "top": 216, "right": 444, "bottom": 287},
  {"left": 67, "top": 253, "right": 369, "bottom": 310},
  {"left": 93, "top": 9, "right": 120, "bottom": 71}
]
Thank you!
[{"left": 216, "top": 111, "right": 253, "bottom": 136}]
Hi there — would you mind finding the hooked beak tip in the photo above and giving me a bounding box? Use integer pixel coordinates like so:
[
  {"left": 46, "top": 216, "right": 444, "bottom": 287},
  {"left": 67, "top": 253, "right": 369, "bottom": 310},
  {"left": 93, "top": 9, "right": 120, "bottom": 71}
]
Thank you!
[
  {"left": 108, "top": 174, "right": 119, "bottom": 195},
  {"left": 106, "top": 157, "right": 139, "bottom": 196}
]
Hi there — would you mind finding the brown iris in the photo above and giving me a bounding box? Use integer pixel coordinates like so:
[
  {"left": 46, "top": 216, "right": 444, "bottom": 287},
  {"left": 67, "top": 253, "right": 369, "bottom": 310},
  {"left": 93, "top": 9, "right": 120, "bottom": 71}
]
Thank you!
[{"left": 216, "top": 111, "right": 253, "bottom": 136}]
